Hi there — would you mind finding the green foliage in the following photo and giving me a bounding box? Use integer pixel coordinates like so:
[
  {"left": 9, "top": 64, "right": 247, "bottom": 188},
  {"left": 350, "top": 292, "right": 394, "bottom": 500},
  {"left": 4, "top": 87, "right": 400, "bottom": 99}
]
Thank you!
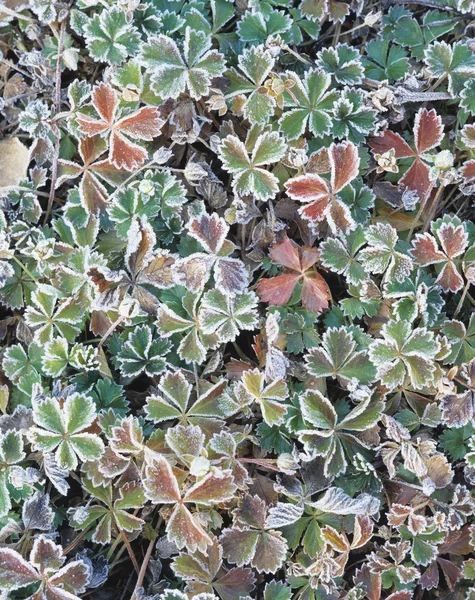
[{"left": 3, "top": 1, "right": 475, "bottom": 598}]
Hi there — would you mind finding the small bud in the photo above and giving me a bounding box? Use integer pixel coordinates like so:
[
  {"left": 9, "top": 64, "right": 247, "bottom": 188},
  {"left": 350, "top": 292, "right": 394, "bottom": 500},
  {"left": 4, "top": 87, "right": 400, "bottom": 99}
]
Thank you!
[
  {"left": 434, "top": 149, "right": 455, "bottom": 170},
  {"left": 374, "top": 149, "right": 398, "bottom": 173}
]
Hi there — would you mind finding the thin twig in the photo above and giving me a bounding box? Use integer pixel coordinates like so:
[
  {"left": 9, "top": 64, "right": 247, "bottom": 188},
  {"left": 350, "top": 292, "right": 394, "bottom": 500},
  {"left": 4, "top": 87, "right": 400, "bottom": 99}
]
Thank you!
[
  {"left": 44, "top": 18, "right": 66, "bottom": 225},
  {"left": 130, "top": 537, "right": 156, "bottom": 600},
  {"left": 120, "top": 528, "right": 140, "bottom": 576}
]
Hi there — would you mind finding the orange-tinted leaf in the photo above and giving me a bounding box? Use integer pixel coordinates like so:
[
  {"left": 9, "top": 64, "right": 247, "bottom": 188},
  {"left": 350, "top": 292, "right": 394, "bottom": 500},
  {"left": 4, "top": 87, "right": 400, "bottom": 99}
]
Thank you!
[
  {"left": 184, "top": 469, "right": 236, "bottom": 504},
  {"left": 370, "top": 130, "right": 414, "bottom": 159},
  {"left": 410, "top": 233, "right": 446, "bottom": 265},
  {"left": 116, "top": 106, "right": 164, "bottom": 140},
  {"left": 414, "top": 108, "right": 443, "bottom": 154},
  {"left": 143, "top": 453, "right": 181, "bottom": 504},
  {"left": 110, "top": 131, "right": 148, "bottom": 171},
  {"left": 330, "top": 141, "right": 360, "bottom": 193},
  {"left": 285, "top": 173, "right": 330, "bottom": 203},
  {"left": 268, "top": 236, "right": 302, "bottom": 272},
  {"left": 257, "top": 273, "right": 299, "bottom": 306},
  {"left": 167, "top": 503, "right": 212, "bottom": 552},
  {"left": 399, "top": 157, "right": 434, "bottom": 200},
  {"left": 301, "top": 271, "right": 331, "bottom": 312}
]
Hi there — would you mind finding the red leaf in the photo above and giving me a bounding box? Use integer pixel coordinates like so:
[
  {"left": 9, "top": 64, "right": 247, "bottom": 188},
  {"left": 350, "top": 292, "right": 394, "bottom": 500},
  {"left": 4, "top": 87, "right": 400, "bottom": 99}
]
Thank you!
[
  {"left": 269, "top": 236, "right": 302, "bottom": 271},
  {"left": 81, "top": 172, "right": 109, "bottom": 212},
  {"left": 369, "top": 130, "right": 414, "bottom": 159},
  {"left": 110, "top": 131, "right": 148, "bottom": 171},
  {"left": 419, "top": 561, "right": 439, "bottom": 590},
  {"left": 437, "top": 557, "right": 462, "bottom": 590},
  {"left": 143, "top": 454, "right": 181, "bottom": 504},
  {"left": 91, "top": 81, "right": 117, "bottom": 124},
  {"left": 410, "top": 233, "right": 446, "bottom": 265},
  {"left": 300, "top": 246, "right": 320, "bottom": 272},
  {"left": 301, "top": 271, "right": 331, "bottom": 312},
  {"left": 188, "top": 213, "right": 228, "bottom": 255},
  {"left": 168, "top": 504, "right": 212, "bottom": 553},
  {"left": 76, "top": 114, "right": 109, "bottom": 137},
  {"left": 414, "top": 108, "right": 444, "bottom": 154},
  {"left": 399, "top": 157, "right": 434, "bottom": 201},
  {"left": 285, "top": 173, "right": 330, "bottom": 203},
  {"left": 257, "top": 273, "right": 299, "bottom": 306},
  {"left": 437, "top": 222, "right": 468, "bottom": 258},
  {"left": 299, "top": 196, "right": 329, "bottom": 222},
  {"left": 437, "top": 261, "right": 464, "bottom": 293},
  {"left": 461, "top": 159, "right": 475, "bottom": 182},
  {"left": 116, "top": 106, "right": 164, "bottom": 141},
  {"left": 353, "top": 564, "right": 381, "bottom": 600},
  {"left": 330, "top": 141, "right": 360, "bottom": 193}
]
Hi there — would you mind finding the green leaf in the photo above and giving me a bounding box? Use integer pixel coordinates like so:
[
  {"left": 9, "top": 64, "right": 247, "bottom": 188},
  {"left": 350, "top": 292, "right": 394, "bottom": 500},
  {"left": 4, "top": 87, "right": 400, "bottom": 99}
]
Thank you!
[
  {"left": 317, "top": 43, "right": 364, "bottom": 85},
  {"left": 117, "top": 325, "right": 171, "bottom": 378},
  {"left": 84, "top": 7, "right": 140, "bottom": 65}
]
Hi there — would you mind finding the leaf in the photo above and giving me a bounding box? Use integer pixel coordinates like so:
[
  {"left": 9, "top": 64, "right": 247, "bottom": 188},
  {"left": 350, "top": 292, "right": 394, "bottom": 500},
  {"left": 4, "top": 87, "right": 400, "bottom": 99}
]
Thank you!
[
  {"left": 305, "top": 326, "right": 376, "bottom": 385},
  {"left": 285, "top": 141, "right": 359, "bottom": 235},
  {"left": 140, "top": 27, "right": 225, "bottom": 100},
  {"left": 0, "top": 548, "right": 40, "bottom": 591},
  {"left": 199, "top": 290, "right": 258, "bottom": 343},
  {"left": 117, "top": 325, "right": 171, "bottom": 379},
  {"left": 278, "top": 69, "right": 337, "bottom": 140},
  {"left": 83, "top": 6, "right": 140, "bottom": 65},
  {"left": 218, "top": 131, "right": 287, "bottom": 202},
  {"left": 77, "top": 82, "right": 164, "bottom": 171},
  {"left": 424, "top": 40, "right": 475, "bottom": 95},
  {"left": 369, "top": 320, "right": 441, "bottom": 391},
  {"left": 317, "top": 43, "right": 364, "bottom": 85},
  {"left": 309, "top": 487, "right": 380, "bottom": 516},
  {"left": 236, "top": 368, "right": 288, "bottom": 426},
  {"left": 257, "top": 236, "right": 330, "bottom": 312}
]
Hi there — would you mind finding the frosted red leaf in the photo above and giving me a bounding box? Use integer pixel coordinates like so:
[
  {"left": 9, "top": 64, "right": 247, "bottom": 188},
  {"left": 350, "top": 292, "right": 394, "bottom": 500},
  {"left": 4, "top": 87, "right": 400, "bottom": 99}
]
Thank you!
[
  {"left": 461, "top": 159, "right": 475, "bottom": 182},
  {"left": 257, "top": 236, "right": 330, "bottom": 312},
  {"left": 410, "top": 233, "right": 446, "bottom": 265},
  {"left": 188, "top": 213, "right": 229, "bottom": 254},
  {"left": 76, "top": 82, "right": 164, "bottom": 171},
  {"left": 143, "top": 453, "right": 181, "bottom": 504},
  {"left": 369, "top": 130, "right": 414, "bottom": 159},
  {"left": 285, "top": 141, "right": 359, "bottom": 234},
  {"left": 414, "top": 108, "right": 444, "bottom": 154},
  {"left": 370, "top": 108, "right": 443, "bottom": 200}
]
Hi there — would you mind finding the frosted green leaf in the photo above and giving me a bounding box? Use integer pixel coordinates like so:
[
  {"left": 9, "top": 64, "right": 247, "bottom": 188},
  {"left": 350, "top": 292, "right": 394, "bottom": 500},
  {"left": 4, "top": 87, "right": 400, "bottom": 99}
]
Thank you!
[
  {"left": 83, "top": 7, "right": 140, "bottom": 65},
  {"left": 140, "top": 27, "right": 225, "bottom": 100}
]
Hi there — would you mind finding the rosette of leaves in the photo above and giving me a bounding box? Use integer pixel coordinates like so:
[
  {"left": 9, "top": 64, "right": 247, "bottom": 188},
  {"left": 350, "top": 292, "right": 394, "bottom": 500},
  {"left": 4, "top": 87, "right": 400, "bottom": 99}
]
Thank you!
[
  {"left": 305, "top": 326, "right": 376, "bottom": 386},
  {"left": 76, "top": 82, "right": 164, "bottom": 172},
  {"left": 236, "top": 7, "right": 292, "bottom": 44},
  {"left": 56, "top": 136, "right": 128, "bottom": 214},
  {"left": 172, "top": 212, "right": 249, "bottom": 295},
  {"left": 219, "top": 494, "right": 289, "bottom": 574},
  {"left": 81, "top": 6, "right": 141, "bottom": 65},
  {"left": 145, "top": 370, "right": 239, "bottom": 438},
  {"left": 257, "top": 236, "right": 331, "bottom": 313},
  {"left": 69, "top": 469, "right": 146, "bottom": 544},
  {"left": 24, "top": 284, "right": 84, "bottom": 344},
  {"left": 278, "top": 69, "right": 338, "bottom": 140},
  {"left": 442, "top": 315, "right": 475, "bottom": 365},
  {"left": 156, "top": 290, "right": 221, "bottom": 364},
  {"left": 198, "top": 289, "right": 258, "bottom": 343},
  {"left": 28, "top": 391, "right": 104, "bottom": 470},
  {"left": 424, "top": 40, "right": 475, "bottom": 96},
  {"left": 235, "top": 368, "right": 288, "bottom": 426},
  {"left": 171, "top": 540, "right": 256, "bottom": 599},
  {"left": 410, "top": 214, "right": 475, "bottom": 293},
  {"left": 218, "top": 129, "right": 287, "bottom": 202},
  {"left": 298, "top": 390, "right": 384, "bottom": 477},
  {"left": 362, "top": 39, "right": 409, "bottom": 82},
  {"left": 0, "top": 535, "right": 91, "bottom": 599},
  {"left": 225, "top": 45, "right": 276, "bottom": 126},
  {"left": 358, "top": 222, "right": 413, "bottom": 284},
  {"left": 89, "top": 217, "right": 176, "bottom": 313},
  {"left": 317, "top": 44, "right": 364, "bottom": 85},
  {"left": 369, "top": 320, "right": 441, "bottom": 391},
  {"left": 320, "top": 224, "right": 369, "bottom": 285},
  {"left": 370, "top": 108, "right": 444, "bottom": 200},
  {"left": 284, "top": 141, "right": 360, "bottom": 235},
  {"left": 140, "top": 27, "right": 226, "bottom": 100},
  {"left": 143, "top": 445, "right": 237, "bottom": 552},
  {"left": 331, "top": 88, "right": 376, "bottom": 144},
  {"left": 116, "top": 324, "right": 171, "bottom": 379}
]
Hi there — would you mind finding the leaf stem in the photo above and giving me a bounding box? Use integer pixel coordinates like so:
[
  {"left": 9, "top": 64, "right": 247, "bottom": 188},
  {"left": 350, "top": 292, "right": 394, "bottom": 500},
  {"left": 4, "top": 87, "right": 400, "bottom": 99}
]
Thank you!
[{"left": 454, "top": 279, "right": 471, "bottom": 318}]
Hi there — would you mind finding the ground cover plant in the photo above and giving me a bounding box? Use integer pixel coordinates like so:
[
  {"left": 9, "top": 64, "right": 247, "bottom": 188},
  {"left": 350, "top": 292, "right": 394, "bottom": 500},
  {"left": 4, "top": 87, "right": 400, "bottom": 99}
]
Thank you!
[{"left": 3, "top": 0, "right": 475, "bottom": 599}]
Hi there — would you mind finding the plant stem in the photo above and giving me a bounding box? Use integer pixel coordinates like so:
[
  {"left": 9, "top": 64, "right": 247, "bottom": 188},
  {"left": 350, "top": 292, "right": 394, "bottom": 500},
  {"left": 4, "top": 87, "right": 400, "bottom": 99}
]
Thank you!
[
  {"left": 130, "top": 537, "right": 156, "bottom": 600},
  {"left": 454, "top": 279, "right": 471, "bottom": 318},
  {"left": 120, "top": 528, "right": 140, "bottom": 575},
  {"left": 44, "top": 18, "right": 66, "bottom": 225}
]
